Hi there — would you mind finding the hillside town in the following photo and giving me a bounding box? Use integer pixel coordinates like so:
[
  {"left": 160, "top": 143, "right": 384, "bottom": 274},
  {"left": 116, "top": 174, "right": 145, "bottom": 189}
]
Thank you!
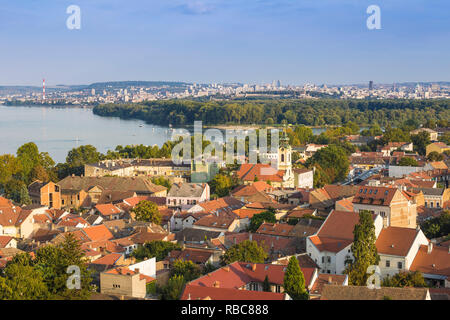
[{"left": 0, "top": 123, "right": 449, "bottom": 301}]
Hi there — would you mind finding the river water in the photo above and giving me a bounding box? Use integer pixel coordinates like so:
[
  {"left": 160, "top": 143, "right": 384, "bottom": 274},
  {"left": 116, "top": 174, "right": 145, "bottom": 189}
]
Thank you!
[{"left": 0, "top": 105, "right": 330, "bottom": 163}]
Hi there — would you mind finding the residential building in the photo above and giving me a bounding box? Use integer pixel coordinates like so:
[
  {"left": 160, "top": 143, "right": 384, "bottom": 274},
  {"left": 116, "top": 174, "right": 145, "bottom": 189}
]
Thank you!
[{"left": 352, "top": 186, "right": 418, "bottom": 229}]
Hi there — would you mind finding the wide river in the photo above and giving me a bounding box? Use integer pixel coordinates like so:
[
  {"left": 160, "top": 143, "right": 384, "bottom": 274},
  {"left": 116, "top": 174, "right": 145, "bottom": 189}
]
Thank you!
[{"left": 0, "top": 105, "right": 328, "bottom": 163}]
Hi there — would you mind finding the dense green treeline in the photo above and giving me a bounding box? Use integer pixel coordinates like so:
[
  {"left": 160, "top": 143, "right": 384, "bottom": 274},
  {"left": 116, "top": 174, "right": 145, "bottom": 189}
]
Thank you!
[{"left": 93, "top": 99, "right": 450, "bottom": 127}]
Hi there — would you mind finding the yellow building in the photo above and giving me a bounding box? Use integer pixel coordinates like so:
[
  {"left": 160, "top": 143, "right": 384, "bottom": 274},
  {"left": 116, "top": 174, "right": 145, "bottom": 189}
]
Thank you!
[{"left": 426, "top": 142, "right": 450, "bottom": 156}]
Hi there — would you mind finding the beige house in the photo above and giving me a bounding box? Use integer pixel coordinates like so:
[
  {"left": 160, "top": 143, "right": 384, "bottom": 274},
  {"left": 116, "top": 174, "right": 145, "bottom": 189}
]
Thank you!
[
  {"left": 100, "top": 266, "right": 155, "bottom": 299},
  {"left": 410, "top": 128, "right": 438, "bottom": 141},
  {"left": 85, "top": 158, "right": 191, "bottom": 179},
  {"left": 352, "top": 186, "right": 417, "bottom": 229},
  {"left": 375, "top": 226, "right": 428, "bottom": 278}
]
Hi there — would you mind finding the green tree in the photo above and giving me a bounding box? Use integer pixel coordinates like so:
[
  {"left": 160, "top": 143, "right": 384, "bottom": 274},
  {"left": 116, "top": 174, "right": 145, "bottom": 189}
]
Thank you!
[
  {"left": 398, "top": 157, "right": 419, "bottom": 167},
  {"left": 0, "top": 256, "right": 49, "bottom": 300},
  {"left": 131, "top": 240, "right": 180, "bottom": 262},
  {"left": 16, "top": 142, "right": 41, "bottom": 182},
  {"left": 34, "top": 233, "right": 93, "bottom": 299},
  {"left": 210, "top": 173, "right": 233, "bottom": 197},
  {"left": 283, "top": 256, "right": 309, "bottom": 300},
  {"left": 248, "top": 208, "right": 276, "bottom": 232},
  {"left": 345, "top": 210, "right": 380, "bottom": 286},
  {"left": 382, "top": 271, "right": 426, "bottom": 288},
  {"left": 152, "top": 176, "right": 172, "bottom": 189},
  {"left": 170, "top": 259, "right": 202, "bottom": 282},
  {"left": 131, "top": 200, "right": 161, "bottom": 224},
  {"left": 160, "top": 275, "right": 185, "bottom": 300},
  {"left": 0, "top": 154, "right": 22, "bottom": 186},
  {"left": 421, "top": 212, "right": 450, "bottom": 239},
  {"left": 411, "top": 132, "right": 431, "bottom": 156},
  {"left": 427, "top": 151, "right": 444, "bottom": 161},
  {"left": 66, "top": 145, "right": 102, "bottom": 176},
  {"left": 4, "top": 179, "right": 31, "bottom": 205},
  {"left": 220, "top": 240, "right": 268, "bottom": 265},
  {"left": 306, "top": 145, "right": 349, "bottom": 184}
]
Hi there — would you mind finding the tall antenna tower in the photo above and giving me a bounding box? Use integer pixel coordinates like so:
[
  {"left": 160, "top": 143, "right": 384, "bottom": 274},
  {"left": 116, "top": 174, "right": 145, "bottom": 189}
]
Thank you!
[{"left": 42, "top": 78, "right": 46, "bottom": 100}]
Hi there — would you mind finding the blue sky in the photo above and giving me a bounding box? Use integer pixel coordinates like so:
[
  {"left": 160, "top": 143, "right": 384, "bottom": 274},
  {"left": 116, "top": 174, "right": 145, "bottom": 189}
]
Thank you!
[{"left": 0, "top": 0, "right": 449, "bottom": 86}]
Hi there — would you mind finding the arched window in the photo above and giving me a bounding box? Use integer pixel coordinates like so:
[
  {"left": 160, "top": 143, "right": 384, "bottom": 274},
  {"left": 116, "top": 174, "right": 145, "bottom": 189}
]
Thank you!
[{"left": 281, "top": 154, "right": 285, "bottom": 162}]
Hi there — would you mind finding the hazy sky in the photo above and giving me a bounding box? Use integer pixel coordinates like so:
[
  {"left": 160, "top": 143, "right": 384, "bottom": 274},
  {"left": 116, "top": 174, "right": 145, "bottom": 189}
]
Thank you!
[{"left": 0, "top": 0, "right": 449, "bottom": 86}]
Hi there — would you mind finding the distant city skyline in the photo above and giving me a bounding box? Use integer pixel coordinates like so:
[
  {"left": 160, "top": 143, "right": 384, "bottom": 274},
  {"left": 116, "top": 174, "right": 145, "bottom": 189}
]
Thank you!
[{"left": 1, "top": 0, "right": 449, "bottom": 86}]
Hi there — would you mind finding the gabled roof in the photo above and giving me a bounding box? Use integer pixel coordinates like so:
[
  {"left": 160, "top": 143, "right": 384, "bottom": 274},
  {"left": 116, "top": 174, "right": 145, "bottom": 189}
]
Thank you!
[
  {"left": 352, "top": 186, "right": 399, "bottom": 206},
  {"left": 256, "top": 223, "right": 294, "bottom": 237},
  {"left": 188, "top": 261, "right": 315, "bottom": 289},
  {"left": 58, "top": 176, "right": 166, "bottom": 195},
  {"left": 195, "top": 197, "right": 245, "bottom": 214},
  {"left": 168, "top": 248, "right": 214, "bottom": 264},
  {"left": 321, "top": 285, "right": 429, "bottom": 300},
  {"left": 231, "top": 181, "right": 272, "bottom": 197},
  {"left": 181, "top": 285, "right": 288, "bottom": 300},
  {"left": 91, "top": 253, "right": 123, "bottom": 266},
  {"left": 167, "top": 183, "right": 207, "bottom": 198},
  {"left": 308, "top": 210, "right": 361, "bottom": 253},
  {"left": 0, "top": 236, "right": 14, "bottom": 248},
  {"left": 375, "top": 227, "right": 421, "bottom": 256},
  {"left": 95, "top": 203, "right": 122, "bottom": 216},
  {"left": 237, "top": 163, "right": 285, "bottom": 182},
  {"left": 410, "top": 244, "right": 450, "bottom": 278},
  {"left": 105, "top": 266, "right": 155, "bottom": 283}
]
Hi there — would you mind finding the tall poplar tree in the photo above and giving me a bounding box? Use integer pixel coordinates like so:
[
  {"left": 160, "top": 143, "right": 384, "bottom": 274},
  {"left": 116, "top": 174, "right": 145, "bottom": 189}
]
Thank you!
[
  {"left": 283, "top": 256, "right": 309, "bottom": 300},
  {"left": 345, "top": 210, "right": 380, "bottom": 286}
]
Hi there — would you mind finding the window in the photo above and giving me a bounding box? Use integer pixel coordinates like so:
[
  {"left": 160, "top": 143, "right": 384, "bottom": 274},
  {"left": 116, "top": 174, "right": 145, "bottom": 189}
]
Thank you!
[
  {"left": 430, "top": 202, "right": 434, "bottom": 208},
  {"left": 380, "top": 211, "right": 386, "bottom": 217},
  {"left": 425, "top": 202, "right": 428, "bottom": 207},
  {"left": 386, "top": 260, "right": 390, "bottom": 267},
  {"left": 327, "top": 256, "right": 331, "bottom": 263},
  {"left": 322, "top": 257, "right": 325, "bottom": 263},
  {"left": 113, "top": 284, "right": 121, "bottom": 288},
  {"left": 275, "top": 285, "right": 281, "bottom": 293},
  {"left": 397, "top": 262, "right": 403, "bottom": 269}
]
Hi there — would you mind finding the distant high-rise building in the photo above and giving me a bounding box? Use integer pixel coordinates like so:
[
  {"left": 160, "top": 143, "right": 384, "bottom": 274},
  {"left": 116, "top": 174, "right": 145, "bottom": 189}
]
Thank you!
[{"left": 369, "top": 81, "right": 373, "bottom": 90}]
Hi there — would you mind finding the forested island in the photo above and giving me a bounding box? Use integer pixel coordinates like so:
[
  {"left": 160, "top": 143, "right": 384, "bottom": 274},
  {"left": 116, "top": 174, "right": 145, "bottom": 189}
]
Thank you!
[{"left": 93, "top": 99, "right": 450, "bottom": 127}]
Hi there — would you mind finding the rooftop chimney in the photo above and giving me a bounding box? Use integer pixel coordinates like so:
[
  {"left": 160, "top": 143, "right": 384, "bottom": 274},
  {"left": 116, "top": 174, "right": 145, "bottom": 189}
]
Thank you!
[
  {"left": 252, "top": 263, "right": 257, "bottom": 272},
  {"left": 213, "top": 281, "right": 220, "bottom": 288},
  {"left": 328, "top": 276, "right": 333, "bottom": 284},
  {"left": 427, "top": 242, "right": 433, "bottom": 254}
]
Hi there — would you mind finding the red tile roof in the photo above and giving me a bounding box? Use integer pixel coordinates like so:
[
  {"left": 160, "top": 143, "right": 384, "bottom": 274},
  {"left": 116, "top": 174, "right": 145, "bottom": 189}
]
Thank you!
[
  {"left": 352, "top": 186, "right": 399, "bottom": 206},
  {"left": 410, "top": 244, "right": 450, "bottom": 278},
  {"left": 308, "top": 210, "right": 361, "bottom": 253},
  {"left": 181, "top": 285, "right": 287, "bottom": 300},
  {"left": 0, "top": 236, "right": 14, "bottom": 248},
  {"left": 256, "top": 223, "right": 294, "bottom": 237},
  {"left": 375, "top": 227, "right": 421, "bottom": 256},
  {"left": 95, "top": 203, "right": 122, "bottom": 216},
  {"left": 106, "top": 267, "right": 155, "bottom": 283},
  {"left": 237, "top": 163, "right": 285, "bottom": 182},
  {"left": 188, "top": 261, "right": 315, "bottom": 290},
  {"left": 91, "top": 253, "right": 123, "bottom": 266}
]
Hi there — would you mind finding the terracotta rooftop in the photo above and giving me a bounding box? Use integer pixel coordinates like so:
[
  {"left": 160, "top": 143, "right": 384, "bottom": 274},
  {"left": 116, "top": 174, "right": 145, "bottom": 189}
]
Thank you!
[
  {"left": 375, "top": 227, "right": 422, "bottom": 257},
  {"left": 256, "top": 222, "right": 295, "bottom": 237},
  {"left": 181, "top": 285, "right": 287, "bottom": 300},
  {"left": 321, "top": 285, "right": 429, "bottom": 300},
  {"left": 410, "top": 244, "right": 450, "bottom": 278}
]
